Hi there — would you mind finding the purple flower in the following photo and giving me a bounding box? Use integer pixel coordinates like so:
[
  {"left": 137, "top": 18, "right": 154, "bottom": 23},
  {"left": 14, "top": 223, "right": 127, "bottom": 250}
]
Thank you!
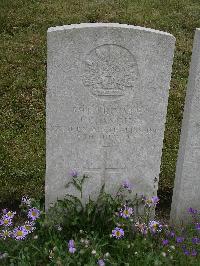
[
  {"left": 2, "top": 209, "right": 8, "bottom": 215},
  {"left": 152, "top": 196, "right": 159, "bottom": 205},
  {"left": 68, "top": 239, "right": 76, "bottom": 253},
  {"left": 195, "top": 223, "right": 200, "bottom": 230},
  {"left": 68, "top": 239, "right": 75, "bottom": 247},
  {"left": 28, "top": 208, "right": 40, "bottom": 221},
  {"left": 162, "top": 239, "right": 169, "bottom": 246},
  {"left": 69, "top": 247, "right": 76, "bottom": 253},
  {"left": 149, "top": 220, "right": 162, "bottom": 234},
  {"left": 143, "top": 196, "right": 159, "bottom": 207},
  {"left": 141, "top": 225, "right": 148, "bottom": 235},
  {"left": 176, "top": 236, "right": 184, "bottom": 243},
  {"left": 4, "top": 211, "right": 16, "bottom": 219},
  {"left": 0, "top": 229, "right": 11, "bottom": 240},
  {"left": 120, "top": 206, "right": 133, "bottom": 219},
  {"left": 122, "top": 180, "right": 133, "bottom": 191},
  {"left": 191, "top": 249, "right": 198, "bottom": 256},
  {"left": 98, "top": 259, "right": 105, "bottom": 266},
  {"left": 188, "top": 207, "right": 198, "bottom": 215},
  {"left": 112, "top": 227, "right": 124, "bottom": 239},
  {"left": 69, "top": 170, "right": 78, "bottom": 178},
  {"left": 12, "top": 226, "right": 28, "bottom": 240},
  {"left": 169, "top": 231, "right": 175, "bottom": 238},
  {"left": 183, "top": 249, "right": 190, "bottom": 256},
  {"left": 192, "top": 237, "right": 200, "bottom": 244},
  {"left": 0, "top": 216, "right": 12, "bottom": 227},
  {"left": 23, "top": 221, "right": 36, "bottom": 233}
]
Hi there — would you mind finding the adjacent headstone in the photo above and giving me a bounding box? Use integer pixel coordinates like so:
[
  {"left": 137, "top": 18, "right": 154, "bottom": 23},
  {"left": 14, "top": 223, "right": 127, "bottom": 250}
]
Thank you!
[
  {"left": 45, "top": 23, "right": 175, "bottom": 209},
  {"left": 170, "top": 29, "right": 200, "bottom": 225}
]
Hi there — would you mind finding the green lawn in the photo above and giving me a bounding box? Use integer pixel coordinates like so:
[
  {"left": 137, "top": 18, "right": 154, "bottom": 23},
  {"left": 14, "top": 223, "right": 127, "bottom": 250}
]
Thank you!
[{"left": 1, "top": 0, "right": 200, "bottom": 207}]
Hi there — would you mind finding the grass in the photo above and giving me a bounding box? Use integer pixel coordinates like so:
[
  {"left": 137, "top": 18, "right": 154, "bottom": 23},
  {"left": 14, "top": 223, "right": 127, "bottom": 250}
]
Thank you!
[{"left": 1, "top": 0, "right": 200, "bottom": 207}]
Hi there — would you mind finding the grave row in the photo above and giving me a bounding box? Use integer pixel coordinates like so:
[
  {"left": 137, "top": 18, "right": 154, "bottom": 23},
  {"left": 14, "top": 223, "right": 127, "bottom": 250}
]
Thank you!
[{"left": 45, "top": 23, "right": 200, "bottom": 225}]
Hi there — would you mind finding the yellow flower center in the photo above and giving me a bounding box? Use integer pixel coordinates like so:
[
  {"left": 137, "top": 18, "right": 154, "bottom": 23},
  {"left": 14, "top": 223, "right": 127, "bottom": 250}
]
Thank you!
[
  {"left": 32, "top": 211, "right": 37, "bottom": 217},
  {"left": 25, "top": 225, "right": 31, "bottom": 230},
  {"left": 17, "top": 231, "right": 23, "bottom": 236},
  {"left": 116, "top": 231, "right": 121, "bottom": 237},
  {"left": 4, "top": 220, "right": 9, "bottom": 225}
]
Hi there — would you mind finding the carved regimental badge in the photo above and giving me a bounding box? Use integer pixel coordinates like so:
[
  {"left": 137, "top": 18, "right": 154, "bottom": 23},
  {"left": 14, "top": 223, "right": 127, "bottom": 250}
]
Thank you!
[{"left": 82, "top": 44, "right": 140, "bottom": 100}]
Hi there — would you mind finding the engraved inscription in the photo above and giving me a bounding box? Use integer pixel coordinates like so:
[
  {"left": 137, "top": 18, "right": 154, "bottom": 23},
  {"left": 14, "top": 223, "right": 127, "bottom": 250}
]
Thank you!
[
  {"left": 66, "top": 125, "right": 160, "bottom": 146},
  {"left": 82, "top": 44, "right": 140, "bottom": 100}
]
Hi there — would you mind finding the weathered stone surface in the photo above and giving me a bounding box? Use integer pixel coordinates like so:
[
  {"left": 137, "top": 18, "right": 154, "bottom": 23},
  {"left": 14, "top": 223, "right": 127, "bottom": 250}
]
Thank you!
[
  {"left": 170, "top": 29, "right": 200, "bottom": 225},
  {"left": 45, "top": 23, "right": 175, "bottom": 209}
]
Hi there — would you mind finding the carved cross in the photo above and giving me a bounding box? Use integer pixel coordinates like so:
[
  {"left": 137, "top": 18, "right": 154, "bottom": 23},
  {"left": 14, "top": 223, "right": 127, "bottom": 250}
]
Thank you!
[{"left": 84, "top": 145, "right": 125, "bottom": 186}]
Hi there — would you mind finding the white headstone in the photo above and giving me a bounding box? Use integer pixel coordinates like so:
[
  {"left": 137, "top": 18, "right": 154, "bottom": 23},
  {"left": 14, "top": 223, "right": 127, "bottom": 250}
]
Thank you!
[
  {"left": 170, "top": 29, "right": 200, "bottom": 225},
  {"left": 45, "top": 23, "right": 175, "bottom": 209}
]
